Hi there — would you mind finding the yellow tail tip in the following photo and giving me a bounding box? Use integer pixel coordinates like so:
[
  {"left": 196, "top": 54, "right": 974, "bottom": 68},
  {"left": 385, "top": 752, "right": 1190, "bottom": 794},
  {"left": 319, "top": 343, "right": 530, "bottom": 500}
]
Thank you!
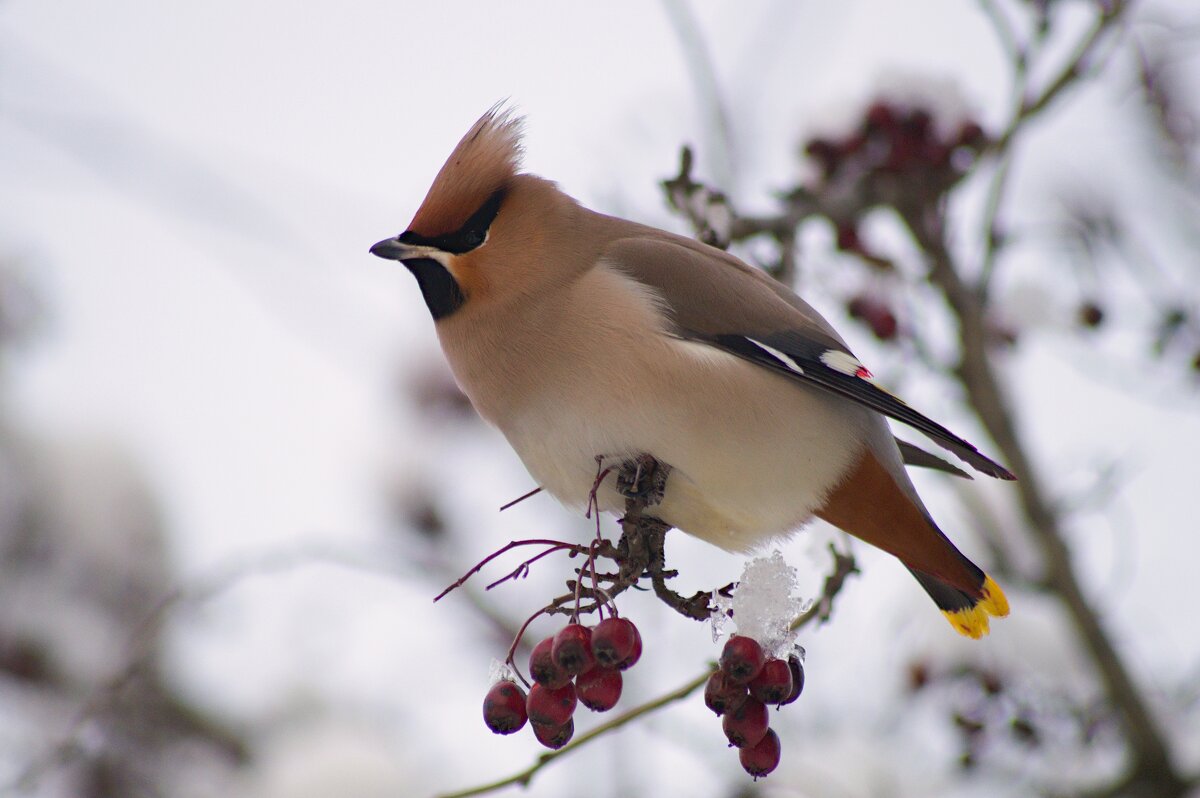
[
  {"left": 944, "top": 606, "right": 990, "bottom": 638},
  {"left": 980, "top": 575, "right": 1010, "bottom": 617},
  {"left": 943, "top": 575, "right": 1009, "bottom": 638}
]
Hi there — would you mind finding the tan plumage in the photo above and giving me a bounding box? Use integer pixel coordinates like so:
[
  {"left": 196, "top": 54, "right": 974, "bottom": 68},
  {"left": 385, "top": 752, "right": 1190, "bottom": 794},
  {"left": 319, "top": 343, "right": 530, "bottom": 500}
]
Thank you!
[{"left": 371, "top": 107, "right": 1012, "bottom": 637}]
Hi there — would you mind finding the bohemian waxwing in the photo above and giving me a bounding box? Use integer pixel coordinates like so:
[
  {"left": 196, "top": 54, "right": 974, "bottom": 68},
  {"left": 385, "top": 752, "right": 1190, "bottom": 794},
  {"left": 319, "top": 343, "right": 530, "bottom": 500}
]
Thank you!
[{"left": 370, "top": 107, "right": 1013, "bottom": 638}]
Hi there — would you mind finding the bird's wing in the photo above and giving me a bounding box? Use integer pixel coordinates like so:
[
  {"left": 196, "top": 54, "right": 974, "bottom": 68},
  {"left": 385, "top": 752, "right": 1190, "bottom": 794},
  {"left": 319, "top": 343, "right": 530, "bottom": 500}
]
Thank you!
[
  {"left": 604, "top": 234, "right": 1015, "bottom": 480},
  {"left": 895, "top": 439, "right": 972, "bottom": 479}
]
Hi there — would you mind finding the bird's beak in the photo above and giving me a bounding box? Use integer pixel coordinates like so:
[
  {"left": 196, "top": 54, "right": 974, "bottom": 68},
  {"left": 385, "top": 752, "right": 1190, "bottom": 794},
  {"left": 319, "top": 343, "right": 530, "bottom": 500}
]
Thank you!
[{"left": 369, "top": 236, "right": 446, "bottom": 263}]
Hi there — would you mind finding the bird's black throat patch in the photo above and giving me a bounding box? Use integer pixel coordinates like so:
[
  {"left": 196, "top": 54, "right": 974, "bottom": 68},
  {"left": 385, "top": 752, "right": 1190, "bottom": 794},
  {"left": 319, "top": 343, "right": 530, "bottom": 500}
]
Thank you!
[{"left": 404, "top": 258, "right": 465, "bottom": 320}]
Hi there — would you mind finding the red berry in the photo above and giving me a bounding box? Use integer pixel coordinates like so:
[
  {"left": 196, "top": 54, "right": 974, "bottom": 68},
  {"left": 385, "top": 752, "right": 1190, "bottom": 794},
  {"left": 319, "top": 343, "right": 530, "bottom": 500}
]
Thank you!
[
  {"left": 722, "top": 696, "right": 770, "bottom": 748},
  {"left": 482, "top": 680, "right": 528, "bottom": 735},
  {"left": 902, "top": 108, "right": 932, "bottom": 138},
  {"left": 780, "top": 654, "right": 805, "bottom": 706},
  {"left": 835, "top": 223, "right": 861, "bottom": 252},
  {"left": 552, "top": 624, "right": 595, "bottom": 676},
  {"left": 840, "top": 132, "right": 867, "bottom": 156},
  {"left": 848, "top": 294, "right": 898, "bottom": 340},
  {"left": 920, "top": 140, "right": 950, "bottom": 167},
  {"left": 739, "top": 728, "right": 781, "bottom": 778},
  {"left": 529, "top": 637, "right": 570, "bottom": 689},
  {"left": 591, "top": 617, "right": 638, "bottom": 668},
  {"left": 956, "top": 121, "right": 985, "bottom": 147},
  {"left": 749, "top": 658, "right": 793, "bottom": 706},
  {"left": 531, "top": 717, "right": 574, "bottom": 750},
  {"left": 804, "top": 138, "right": 840, "bottom": 178},
  {"left": 704, "top": 670, "right": 749, "bottom": 716},
  {"left": 720, "top": 636, "right": 766, "bottom": 684},
  {"left": 576, "top": 666, "right": 623, "bottom": 712},
  {"left": 874, "top": 312, "right": 898, "bottom": 340},
  {"left": 865, "top": 101, "right": 897, "bottom": 133},
  {"left": 1078, "top": 301, "right": 1105, "bottom": 329},
  {"left": 526, "top": 681, "right": 577, "bottom": 727},
  {"left": 618, "top": 623, "right": 642, "bottom": 671}
]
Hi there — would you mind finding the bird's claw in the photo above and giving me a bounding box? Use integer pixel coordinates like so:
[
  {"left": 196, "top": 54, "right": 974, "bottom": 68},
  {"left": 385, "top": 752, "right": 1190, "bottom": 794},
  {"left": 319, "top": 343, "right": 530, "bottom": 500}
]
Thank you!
[{"left": 616, "top": 454, "right": 671, "bottom": 507}]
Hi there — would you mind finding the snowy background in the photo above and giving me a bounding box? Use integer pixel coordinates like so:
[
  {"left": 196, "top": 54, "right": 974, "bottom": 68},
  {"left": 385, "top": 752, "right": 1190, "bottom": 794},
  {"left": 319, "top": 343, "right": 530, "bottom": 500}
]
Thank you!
[{"left": 1, "top": 1, "right": 1199, "bottom": 796}]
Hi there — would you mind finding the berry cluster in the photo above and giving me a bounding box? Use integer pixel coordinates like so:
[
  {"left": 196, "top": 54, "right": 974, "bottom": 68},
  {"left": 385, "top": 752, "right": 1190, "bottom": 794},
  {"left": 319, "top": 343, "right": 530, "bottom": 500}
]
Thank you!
[
  {"left": 802, "top": 99, "right": 991, "bottom": 343},
  {"left": 482, "top": 617, "right": 642, "bottom": 749},
  {"left": 704, "top": 635, "right": 804, "bottom": 779},
  {"left": 805, "top": 100, "right": 985, "bottom": 193}
]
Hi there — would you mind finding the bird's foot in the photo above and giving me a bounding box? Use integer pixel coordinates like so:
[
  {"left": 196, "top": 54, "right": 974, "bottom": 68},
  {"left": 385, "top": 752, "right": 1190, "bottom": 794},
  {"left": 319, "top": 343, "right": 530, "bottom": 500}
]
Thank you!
[{"left": 616, "top": 454, "right": 671, "bottom": 507}]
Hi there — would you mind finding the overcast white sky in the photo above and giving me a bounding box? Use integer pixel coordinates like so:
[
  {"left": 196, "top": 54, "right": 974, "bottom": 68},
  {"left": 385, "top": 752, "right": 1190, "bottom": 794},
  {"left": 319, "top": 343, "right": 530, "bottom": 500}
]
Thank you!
[{"left": 2, "top": 2, "right": 1199, "bottom": 796}]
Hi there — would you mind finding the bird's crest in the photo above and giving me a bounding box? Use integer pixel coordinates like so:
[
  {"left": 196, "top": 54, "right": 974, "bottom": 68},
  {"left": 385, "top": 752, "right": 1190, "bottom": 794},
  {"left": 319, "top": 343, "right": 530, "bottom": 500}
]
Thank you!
[{"left": 408, "top": 104, "right": 525, "bottom": 238}]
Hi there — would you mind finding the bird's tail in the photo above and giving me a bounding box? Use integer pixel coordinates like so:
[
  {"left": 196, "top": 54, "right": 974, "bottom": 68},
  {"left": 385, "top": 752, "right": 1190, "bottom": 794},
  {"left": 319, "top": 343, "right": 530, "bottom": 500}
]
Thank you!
[{"left": 908, "top": 565, "right": 1010, "bottom": 639}]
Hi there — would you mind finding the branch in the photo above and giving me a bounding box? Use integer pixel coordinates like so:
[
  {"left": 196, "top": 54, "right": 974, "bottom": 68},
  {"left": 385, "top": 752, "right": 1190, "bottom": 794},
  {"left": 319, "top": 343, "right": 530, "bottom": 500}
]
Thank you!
[
  {"left": 977, "top": 0, "right": 1131, "bottom": 298},
  {"left": 990, "top": 1, "right": 1131, "bottom": 156},
  {"left": 791, "top": 543, "right": 859, "bottom": 630},
  {"left": 897, "top": 199, "right": 1191, "bottom": 797},
  {"left": 4, "top": 546, "right": 388, "bottom": 795},
  {"left": 437, "top": 539, "right": 857, "bottom": 798}
]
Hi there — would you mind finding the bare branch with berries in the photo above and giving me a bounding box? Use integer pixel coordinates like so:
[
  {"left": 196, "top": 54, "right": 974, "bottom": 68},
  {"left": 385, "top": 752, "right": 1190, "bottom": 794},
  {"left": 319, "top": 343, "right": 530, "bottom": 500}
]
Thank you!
[{"left": 443, "top": 540, "right": 856, "bottom": 798}]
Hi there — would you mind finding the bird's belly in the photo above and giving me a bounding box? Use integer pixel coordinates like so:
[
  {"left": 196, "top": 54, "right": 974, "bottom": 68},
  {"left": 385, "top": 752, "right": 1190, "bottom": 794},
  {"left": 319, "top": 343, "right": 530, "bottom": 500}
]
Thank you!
[{"left": 500, "top": 342, "right": 868, "bottom": 552}]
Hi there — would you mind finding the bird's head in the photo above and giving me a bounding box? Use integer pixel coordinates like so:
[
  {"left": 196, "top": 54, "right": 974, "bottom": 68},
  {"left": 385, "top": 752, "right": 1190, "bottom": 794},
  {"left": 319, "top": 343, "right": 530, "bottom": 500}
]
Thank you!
[{"left": 370, "top": 105, "right": 578, "bottom": 320}]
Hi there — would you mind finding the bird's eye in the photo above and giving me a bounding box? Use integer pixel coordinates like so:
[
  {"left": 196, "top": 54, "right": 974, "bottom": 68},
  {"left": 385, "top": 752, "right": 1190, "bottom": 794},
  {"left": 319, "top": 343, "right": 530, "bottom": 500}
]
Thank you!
[{"left": 462, "top": 227, "right": 486, "bottom": 249}]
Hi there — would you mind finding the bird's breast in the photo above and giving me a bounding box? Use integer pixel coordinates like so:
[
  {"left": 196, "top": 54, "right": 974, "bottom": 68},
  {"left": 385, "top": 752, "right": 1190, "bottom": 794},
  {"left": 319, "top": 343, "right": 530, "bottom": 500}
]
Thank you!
[{"left": 435, "top": 265, "right": 870, "bottom": 551}]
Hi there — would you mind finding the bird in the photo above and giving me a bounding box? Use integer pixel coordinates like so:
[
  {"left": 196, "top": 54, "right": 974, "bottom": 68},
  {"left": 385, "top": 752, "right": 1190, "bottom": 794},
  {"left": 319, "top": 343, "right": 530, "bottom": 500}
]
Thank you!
[{"left": 370, "top": 106, "right": 1013, "bottom": 638}]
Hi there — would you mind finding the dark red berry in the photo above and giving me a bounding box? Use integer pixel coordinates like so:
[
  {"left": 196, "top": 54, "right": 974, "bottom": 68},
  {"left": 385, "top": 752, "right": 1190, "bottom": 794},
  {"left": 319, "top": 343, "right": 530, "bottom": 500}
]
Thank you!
[
  {"left": 531, "top": 717, "right": 574, "bottom": 750},
  {"left": 840, "top": 132, "right": 867, "bottom": 156},
  {"left": 529, "top": 636, "right": 570, "bottom": 689},
  {"left": 576, "top": 666, "right": 623, "bottom": 712},
  {"left": 902, "top": 108, "right": 932, "bottom": 138},
  {"left": 749, "top": 658, "right": 793, "bottom": 706},
  {"left": 722, "top": 696, "right": 770, "bottom": 748},
  {"left": 907, "top": 661, "right": 930, "bottom": 693},
  {"left": 865, "top": 102, "right": 897, "bottom": 133},
  {"left": 920, "top": 140, "right": 950, "bottom": 167},
  {"left": 805, "top": 138, "right": 840, "bottom": 178},
  {"left": 482, "top": 680, "right": 528, "bottom": 735},
  {"left": 526, "top": 681, "right": 576, "bottom": 727},
  {"left": 704, "top": 670, "right": 749, "bottom": 716},
  {"left": 835, "top": 223, "right": 861, "bottom": 252},
  {"left": 552, "top": 624, "right": 595, "bottom": 676},
  {"left": 591, "top": 617, "right": 638, "bottom": 668},
  {"left": 720, "top": 636, "right": 766, "bottom": 684},
  {"left": 956, "top": 121, "right": 985, "bottom": 147},
  {"left": 780, "top": 654, "right": 805, "bottom": 706},
  {"left": 848, "top": 294, "right": 898, "bottom": 340},
  {"left": 1078, "top": 301, "right": 1105, "bottom": 329},
  {"left": 739, "top": 728, "right": 781, "bottom": 778},
  {"left": 618, "top": 623, "right": 642, "bottom": 671},
  {"left": 980, "top": 670, "right": 1004, "bottom": 696}
]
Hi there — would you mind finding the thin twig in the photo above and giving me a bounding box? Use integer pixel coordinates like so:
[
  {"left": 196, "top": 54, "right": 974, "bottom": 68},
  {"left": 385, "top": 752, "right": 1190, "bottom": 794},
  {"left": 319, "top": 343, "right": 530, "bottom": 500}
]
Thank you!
[
  {"left": 434, "top": 539, "right": 584, "bottom": 603},
  {"left": 990, "top": 1, "right": 1130, "bottom": 155},
  {"left": 976, "top": 0, "right": 1026, "bottom": 72},
  {"left": 790, "top": 544, "right": 859, "bottom": 630},
  {"left": 976, "top": 155, "right": 1014, "bottom": 299},
  {"left": 499, "top": 486, "right": 542, "bottom": 512}
]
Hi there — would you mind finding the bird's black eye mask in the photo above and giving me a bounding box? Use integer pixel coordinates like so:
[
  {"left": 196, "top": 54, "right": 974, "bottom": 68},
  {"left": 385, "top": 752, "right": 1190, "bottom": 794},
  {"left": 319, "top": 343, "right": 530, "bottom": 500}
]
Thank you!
[{"left": 399, "top": 187, "right": 506, "bottom": 255}]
